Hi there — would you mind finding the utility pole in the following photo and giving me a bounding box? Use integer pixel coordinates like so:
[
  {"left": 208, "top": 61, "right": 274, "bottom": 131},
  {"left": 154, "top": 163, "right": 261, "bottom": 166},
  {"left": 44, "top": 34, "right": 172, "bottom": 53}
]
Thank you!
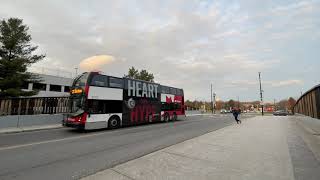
[
  {"left": 213, "top": 93, "right": 216, "bottom": 114},
  {"left": 274, "top": 99, "right": 276, "bottom": 111},
  {"left": 259, "top": 72, "right": 264, "bottom": 116},
  {"left": 211, "top": 84, "right": 213, "bottom": 114},
  {"left": 237, "top": 96, "right": 240, "bottom": 109}
]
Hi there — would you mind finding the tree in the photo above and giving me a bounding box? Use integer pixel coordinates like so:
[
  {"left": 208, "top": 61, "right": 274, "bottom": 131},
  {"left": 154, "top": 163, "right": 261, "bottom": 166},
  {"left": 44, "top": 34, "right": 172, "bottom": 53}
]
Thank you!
[
  {"left": 0, "top": 18, "right": 45, "bottom": 97},
  {"left": 125, "top": 66, "right": 139, "bottom": 79},
  {"left": 124, "top": 66, "right": 154, "bottom": 82},
  {"left": 215, "top": 100, "right": 224, "bottom": 110},
  {"left": 227, "top": 99, "right": 235, "bottom": 109},
  {"left": 185, "top": 100, "right": 193, "bottom": 110},
  {"left": 287, "top": 97, "right": 296, "bottom": 112},
  {"left": 138, "top": 69, "right": 154, "bottom": 82},
  {"left": 277, "top": 99, "right": 288, "bottom": 110}
]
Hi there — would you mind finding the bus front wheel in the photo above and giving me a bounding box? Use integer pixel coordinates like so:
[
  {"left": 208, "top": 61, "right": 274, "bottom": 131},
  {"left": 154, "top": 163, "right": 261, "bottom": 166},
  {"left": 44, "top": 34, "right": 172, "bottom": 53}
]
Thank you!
[{"left": 108, "top": 116, "right": 120, "bottom": 129}]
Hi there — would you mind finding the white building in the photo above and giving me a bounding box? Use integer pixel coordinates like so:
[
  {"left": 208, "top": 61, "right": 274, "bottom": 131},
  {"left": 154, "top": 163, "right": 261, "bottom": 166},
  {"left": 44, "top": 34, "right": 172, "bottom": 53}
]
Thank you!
[{"left": 23, "top": 73, "right": 74, "bottom": 97}]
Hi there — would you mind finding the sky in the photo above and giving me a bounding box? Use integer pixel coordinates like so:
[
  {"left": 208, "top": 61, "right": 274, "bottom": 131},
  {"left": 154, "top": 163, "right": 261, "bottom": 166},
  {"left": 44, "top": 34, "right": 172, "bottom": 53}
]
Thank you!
[{"left": 1, "top": 0, "right": 320, "bottom": 102}]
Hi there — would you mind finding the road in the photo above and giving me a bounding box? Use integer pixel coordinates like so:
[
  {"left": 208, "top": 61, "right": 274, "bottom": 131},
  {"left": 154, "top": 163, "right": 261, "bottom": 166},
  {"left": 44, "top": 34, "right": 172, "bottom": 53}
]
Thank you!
[{"left": 0, "top": 114, "right": 255, "bottom": 180}]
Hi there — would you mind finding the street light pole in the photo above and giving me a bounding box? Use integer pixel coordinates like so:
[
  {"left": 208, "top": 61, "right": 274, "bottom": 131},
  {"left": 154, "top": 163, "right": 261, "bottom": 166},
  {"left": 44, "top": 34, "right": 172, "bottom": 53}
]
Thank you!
[{"left": 259, "top": 72, "right": 264, "bottom": 116}]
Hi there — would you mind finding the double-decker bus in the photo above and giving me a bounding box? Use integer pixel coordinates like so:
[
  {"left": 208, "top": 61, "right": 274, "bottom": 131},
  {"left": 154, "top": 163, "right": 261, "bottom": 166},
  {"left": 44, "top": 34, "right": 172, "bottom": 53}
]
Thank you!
[{"left": 63, "top": 71, "right": 185, "bottom": 130}]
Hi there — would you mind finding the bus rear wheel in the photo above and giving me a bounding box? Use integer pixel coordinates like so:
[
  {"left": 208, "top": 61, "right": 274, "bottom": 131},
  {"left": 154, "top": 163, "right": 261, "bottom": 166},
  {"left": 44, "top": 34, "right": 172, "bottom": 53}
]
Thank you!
[
  {"left": 164, "top": 113, "right": 170, "bottom": 122},
  {"left": 172, "top": 113, "right": 177, "bottom": 121},
  {"left": 108, "top": 116, "right": 120, "bottom": 129}
]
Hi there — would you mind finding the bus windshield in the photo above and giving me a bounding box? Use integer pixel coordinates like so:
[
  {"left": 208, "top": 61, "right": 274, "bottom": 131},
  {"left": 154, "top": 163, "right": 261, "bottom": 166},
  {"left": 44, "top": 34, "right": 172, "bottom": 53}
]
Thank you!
[
  {"left": 73, "top": 72, "right": 89, "bottom": 88},
  {"left": 69, "top": 73, "right": 89, "bottom": 114},
  {"left": 69, "top": 96, "right": 85, "bottom": 114}
]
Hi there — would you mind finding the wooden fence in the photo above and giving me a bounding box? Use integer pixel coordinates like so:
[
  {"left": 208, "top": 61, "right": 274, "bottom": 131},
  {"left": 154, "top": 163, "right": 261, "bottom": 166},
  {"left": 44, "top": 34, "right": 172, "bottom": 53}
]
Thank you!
[{"left": 0, "top": 97, "right": 70, "bottom": 116}]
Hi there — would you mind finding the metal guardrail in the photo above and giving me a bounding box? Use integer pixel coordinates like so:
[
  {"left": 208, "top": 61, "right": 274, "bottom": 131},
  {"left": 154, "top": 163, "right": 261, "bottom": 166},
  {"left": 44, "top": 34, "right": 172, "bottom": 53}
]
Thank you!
[
  {"left": 294, "top": 84, "right": 320, "bottom": 119},
  {"left": 0, "top": 97, "right": 69, "bottom": 116}
]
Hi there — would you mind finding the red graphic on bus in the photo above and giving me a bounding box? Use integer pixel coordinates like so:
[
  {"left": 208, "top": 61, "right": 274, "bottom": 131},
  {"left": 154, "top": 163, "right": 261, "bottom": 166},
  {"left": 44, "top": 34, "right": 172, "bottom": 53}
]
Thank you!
[
  {"left": 130, "top": 99, "right": 157, "bottom": 123},
  {"left": 163, "top": 95, "right": 184, "bottom": 118}
]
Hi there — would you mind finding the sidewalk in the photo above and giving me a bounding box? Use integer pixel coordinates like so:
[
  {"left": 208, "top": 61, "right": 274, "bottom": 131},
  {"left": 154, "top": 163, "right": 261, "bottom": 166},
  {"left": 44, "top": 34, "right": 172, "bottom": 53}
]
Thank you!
[
  {"left": 82, "top": 116, "right": 320, "bottom": 180},
  {"left": 0, "top": 124, "right": 62, "bottom": 134}
]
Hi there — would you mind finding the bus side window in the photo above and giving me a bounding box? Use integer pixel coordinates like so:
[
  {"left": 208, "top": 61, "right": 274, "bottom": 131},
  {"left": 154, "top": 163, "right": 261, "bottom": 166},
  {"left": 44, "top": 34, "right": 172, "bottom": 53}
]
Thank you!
[
  {"left": 161, "top": 102, "right": 170, "bottom": 111},
  {"left": 161, "top": 86, "right": 170, "bottom": 94},
  {"left": 109, "top": 77, "right": 123, "bottom": 88},
  {"left": 161, "top": 86, "right": 166, "bottom": 94},
  {"left": 106, "top": 100, "right": 122, "bottom": 113},
  {"left": 175, "top": 103, "right": 181, "bottom": 110},
  {"left": 170, "top": 88, "right": 176, "bottom": 95},
  {"left": 91, "top": 75, "right": 108, "bottom": 87},
  {"left": 165, "top": 87, "right": 170, "bottom": 94},
  {"left": 88, "top": 100, "right": 106, "bottom": 114}
]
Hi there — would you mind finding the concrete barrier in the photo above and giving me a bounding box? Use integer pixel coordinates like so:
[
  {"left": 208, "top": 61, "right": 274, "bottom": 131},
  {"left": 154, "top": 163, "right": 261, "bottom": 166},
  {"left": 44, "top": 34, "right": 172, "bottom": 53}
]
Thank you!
[
  {"left": 0, "top": 114, "right": 63, "bottom": 131},
  {"left": 18, "top": 114, "right": 63, "bottom": 127},
  {"left": 0, "top": 115, "right": 19, "bottom": 129},
  {"left": 1, "top": 112, "right": 206, "bottom": 132}
]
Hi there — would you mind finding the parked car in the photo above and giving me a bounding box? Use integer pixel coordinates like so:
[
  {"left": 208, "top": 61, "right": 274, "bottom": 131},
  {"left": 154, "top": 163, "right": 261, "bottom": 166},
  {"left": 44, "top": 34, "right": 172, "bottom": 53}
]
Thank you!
[
  {"left": 220, "top": 109, "right": 228, "bottom": 114},
  {"left": 273, "top": 110, "right": 288, "bottom": 116}
]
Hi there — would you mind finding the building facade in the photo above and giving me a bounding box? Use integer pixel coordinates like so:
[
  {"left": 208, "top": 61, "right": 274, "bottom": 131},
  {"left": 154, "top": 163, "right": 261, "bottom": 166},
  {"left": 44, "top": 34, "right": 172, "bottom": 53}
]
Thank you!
[{"left": 22, "top": 73, "right": 73, "bottom": 97}]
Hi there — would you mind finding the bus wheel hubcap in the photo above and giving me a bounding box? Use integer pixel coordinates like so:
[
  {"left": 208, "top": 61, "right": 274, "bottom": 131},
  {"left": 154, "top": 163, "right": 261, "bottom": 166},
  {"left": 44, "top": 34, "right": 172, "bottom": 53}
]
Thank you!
[{"left": 111, "top": 119, "right": 117, "bottom": 126}]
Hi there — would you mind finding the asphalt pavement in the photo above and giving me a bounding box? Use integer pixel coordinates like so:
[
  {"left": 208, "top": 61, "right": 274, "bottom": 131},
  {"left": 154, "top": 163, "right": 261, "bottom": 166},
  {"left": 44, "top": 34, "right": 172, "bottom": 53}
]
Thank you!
[{"left": 0, "top": 113, "right": 253, "bottom": 180}]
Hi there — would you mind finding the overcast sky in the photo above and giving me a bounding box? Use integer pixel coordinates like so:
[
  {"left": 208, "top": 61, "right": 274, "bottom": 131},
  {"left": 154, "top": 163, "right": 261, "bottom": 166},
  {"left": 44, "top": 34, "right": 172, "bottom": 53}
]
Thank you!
[{"left": 1, "top": 0, "right": 319, "bottom": 102}]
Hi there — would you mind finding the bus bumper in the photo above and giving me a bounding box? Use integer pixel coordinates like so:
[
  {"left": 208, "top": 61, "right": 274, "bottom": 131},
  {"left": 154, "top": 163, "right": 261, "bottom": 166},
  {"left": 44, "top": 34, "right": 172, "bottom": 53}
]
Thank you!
[
  {"left": 62, "top": 117, "right": 85, "bottom": 129},
  {"left": 63, "top": 121, "right": 85, "bottom": 129}
]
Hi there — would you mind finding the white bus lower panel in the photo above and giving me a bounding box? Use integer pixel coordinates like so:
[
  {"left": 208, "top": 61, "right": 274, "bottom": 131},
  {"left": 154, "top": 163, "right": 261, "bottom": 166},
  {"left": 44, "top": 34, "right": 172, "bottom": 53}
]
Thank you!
[
  {"left": 177, "top": 115, "right": 187, "bottom": 121},
  {"left": 85, "top": 121, "right": 108, "bottom": 130},
  {"left": 85, "top": 113, "right": 122, "bottom": 130}
]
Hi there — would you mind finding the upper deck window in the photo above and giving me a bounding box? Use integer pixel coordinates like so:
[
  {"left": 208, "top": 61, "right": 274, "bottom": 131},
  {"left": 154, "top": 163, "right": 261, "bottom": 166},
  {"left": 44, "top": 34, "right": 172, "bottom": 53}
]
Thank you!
[
  {"left": 170, "top": 88, "right": 177, "bottom": 95},
  {"left": 109, "top": 77, "right": 123, "bottom": 88},
  {"left": 177, "top": 89, "right": 183, "bottom": 96},
  {"left": 161, "top": 86, "right": 170, "bottom": 94},
  {"left": 90, "top": 75, "right": 108, "bottom": 87}
]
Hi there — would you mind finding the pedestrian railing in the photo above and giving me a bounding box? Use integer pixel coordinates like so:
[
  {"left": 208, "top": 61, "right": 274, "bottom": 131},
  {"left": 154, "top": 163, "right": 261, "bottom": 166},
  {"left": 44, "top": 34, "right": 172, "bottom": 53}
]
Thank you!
[{"left": 0, "top": 97, "right": 69, "bottom": 116}]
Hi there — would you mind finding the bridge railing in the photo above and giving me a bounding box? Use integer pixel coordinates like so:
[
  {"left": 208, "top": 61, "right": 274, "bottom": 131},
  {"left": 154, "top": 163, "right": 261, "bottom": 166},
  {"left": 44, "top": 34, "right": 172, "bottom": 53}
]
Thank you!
[{"left": 294, "top": 84, "right": 320, "bottom": 119}]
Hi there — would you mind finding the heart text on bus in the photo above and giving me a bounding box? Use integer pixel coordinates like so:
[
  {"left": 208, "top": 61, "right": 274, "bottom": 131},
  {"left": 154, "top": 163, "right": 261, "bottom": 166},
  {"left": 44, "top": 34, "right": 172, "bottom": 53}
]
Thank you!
[{"left": 128, "top": 80, "right": 159, "bottom": 98}]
